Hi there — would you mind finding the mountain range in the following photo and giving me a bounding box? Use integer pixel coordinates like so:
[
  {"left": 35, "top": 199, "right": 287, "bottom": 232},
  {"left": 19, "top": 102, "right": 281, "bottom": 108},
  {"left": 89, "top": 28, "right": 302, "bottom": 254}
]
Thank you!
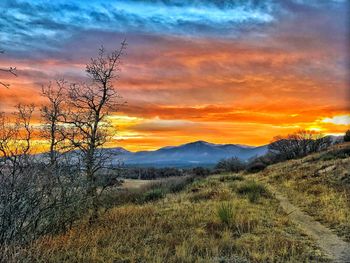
[{"left": 108, "top": 141, "right": 268, "bottom": 168}]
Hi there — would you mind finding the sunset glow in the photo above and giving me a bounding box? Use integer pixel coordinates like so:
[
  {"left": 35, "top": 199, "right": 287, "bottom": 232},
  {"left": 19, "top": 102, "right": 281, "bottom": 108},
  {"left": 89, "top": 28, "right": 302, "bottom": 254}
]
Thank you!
[{"left": 0, "top": 0, "right": 349, "bottom": 151}]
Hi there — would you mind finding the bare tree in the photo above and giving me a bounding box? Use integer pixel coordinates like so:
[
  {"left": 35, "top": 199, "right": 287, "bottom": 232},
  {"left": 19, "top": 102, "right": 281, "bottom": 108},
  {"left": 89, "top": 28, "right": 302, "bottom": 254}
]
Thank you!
[
  {"left": 40, "top": 79, "right": 67, "bottom": 166},
  {"left": 0, "top": 104, "right": 87, "bottom": 248},
  {"left": 344, "top": 130, "right": 350, "bottom": 142},
  {"left": 0, "top": 50, "right": 17, "bottom": 88},
  {"left": 215, "top": 157, "right": 246, "bottom": 173},
  {"left": 0, "top": 41, "right": 129, "bottom": 247},
  {"left": 64, "top": 41, "right": 127, "bottom": 222},
  {"left": 268, "top": 130, "right": 331, "bottom": 160},
  {"left": 0, "top": 104, "right": 35, "bottom": 243},
  {"left": 0, "top": 104, "right": 34, "bottom": 160}
]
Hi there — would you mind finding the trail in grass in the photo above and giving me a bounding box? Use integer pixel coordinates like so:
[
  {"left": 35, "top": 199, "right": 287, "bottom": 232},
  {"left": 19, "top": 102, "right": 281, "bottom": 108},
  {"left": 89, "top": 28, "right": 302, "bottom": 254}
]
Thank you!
[{"left": 271, "top": 188, "right": 350, "bottom": 263}]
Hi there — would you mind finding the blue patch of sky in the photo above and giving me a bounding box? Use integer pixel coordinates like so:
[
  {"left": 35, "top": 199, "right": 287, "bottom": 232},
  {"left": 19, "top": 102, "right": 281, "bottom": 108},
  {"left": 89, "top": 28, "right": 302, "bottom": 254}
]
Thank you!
[
  {"left": 0, "top": 0, "right": 347, "bottom": 56},
  {"left": 0, "top": 0, "right": 276, "bottom": 53}
]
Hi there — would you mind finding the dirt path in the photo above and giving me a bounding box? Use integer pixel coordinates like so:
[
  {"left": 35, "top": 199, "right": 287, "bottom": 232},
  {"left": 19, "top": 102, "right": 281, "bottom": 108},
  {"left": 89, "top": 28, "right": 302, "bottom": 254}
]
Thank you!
[{"left": 271, "top": 188, "right": 350, "bottom": 263}]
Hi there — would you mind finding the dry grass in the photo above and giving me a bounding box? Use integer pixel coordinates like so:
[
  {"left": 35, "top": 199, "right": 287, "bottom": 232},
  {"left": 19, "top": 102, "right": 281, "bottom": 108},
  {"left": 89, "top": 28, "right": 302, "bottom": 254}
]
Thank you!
[
  {"left": 4, "top": 174, "right": 329, "bottom": 263},
  {"left": 121, "top": 179, "right": 158, "bottom": 189},
  {"left": 254, "top": 143, "right": 350, "bottom": 241}
]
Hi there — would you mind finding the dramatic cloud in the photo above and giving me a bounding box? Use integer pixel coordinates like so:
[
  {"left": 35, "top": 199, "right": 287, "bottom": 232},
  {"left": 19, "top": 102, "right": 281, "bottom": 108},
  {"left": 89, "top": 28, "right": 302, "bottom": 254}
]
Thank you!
[
  {"left": 0, "top": 0, "right": 276, "bottom": 55},
  {"left": 0, "top": 0, "right": 349, "bottom": 150}
]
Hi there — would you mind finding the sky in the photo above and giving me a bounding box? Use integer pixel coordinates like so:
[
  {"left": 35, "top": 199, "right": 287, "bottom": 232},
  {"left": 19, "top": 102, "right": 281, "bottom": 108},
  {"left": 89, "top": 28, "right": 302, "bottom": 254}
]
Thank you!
[{"left": 0, "top": 0, "right": 349, "bottom": 151}]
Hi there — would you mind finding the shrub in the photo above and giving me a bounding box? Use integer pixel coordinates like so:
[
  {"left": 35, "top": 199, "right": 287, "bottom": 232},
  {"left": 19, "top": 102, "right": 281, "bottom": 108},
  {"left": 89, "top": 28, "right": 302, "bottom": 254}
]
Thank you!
[
  {"left": 246, "top": 160, "right": 267, "bottom": 173},
  {"left": 100, "top": 188, "right": 144, "bottom": 209},
  {"left": 320, "top": 149, "right": 350, "bottom": 161},
  {"left": 0, "top": 162, "right": 88, "bottom": 245},
  {"left": 245, "top": 152, "right": 280, "bottom": 173},
  {"left": 215, "top": 157, "right": 246, "bottom": 173},
  {"left": 142, "top": 188, "right": 165, "bottom": 202},
  {"left": 190, "top": 190, "right": 217, "bottom": 202},
  {"left": 269, "top": 130, "right": 332, "bottom": 161},
  {"left": 165, "top": 176, "right": 195, "bottom": 193},
  {"left": 344, "top": 130, "right": 350, "bottom": 142},
  {"left": 219, "top": 175, "right": 244, "bottom": 182},
  {"left": 237, "top": 181, "right": 269, "bottom": 203},
  {"left": 191, "top": 167, "right": 211, "bottom": 177},
  {"left": 117, "top": 167, "right": 185, "bottom": 180},
  {"left": 145, "top": 176, "right": 196, "bottom": 194},
  {"left": 247, "top": 191, "right": 260, "bottom": 203},
  {"left": 190, "top": 188, "right": 232, "bottom": 202},
  {"left": 217, "top": 202, "right": 234, "bottom": 226},
  {"left": 102, "top": 175, "right": 197, "bottom": 208}
]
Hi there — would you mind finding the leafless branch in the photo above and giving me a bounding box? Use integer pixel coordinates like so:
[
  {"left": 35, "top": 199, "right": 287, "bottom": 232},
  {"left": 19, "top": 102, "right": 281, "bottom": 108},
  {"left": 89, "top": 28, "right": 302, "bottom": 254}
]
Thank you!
[
  {"left": 0, "top": 49, "right": 17, "bottom": 88},
  {"left": 64, "top": 41, "right": 127, "bottom": 222}
]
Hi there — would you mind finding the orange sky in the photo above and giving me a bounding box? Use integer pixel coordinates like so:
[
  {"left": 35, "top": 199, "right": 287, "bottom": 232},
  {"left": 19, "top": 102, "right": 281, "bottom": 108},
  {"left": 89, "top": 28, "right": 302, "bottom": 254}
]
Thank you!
[{"left": 0, "top": 1, "right": 349, "bottom": 151}]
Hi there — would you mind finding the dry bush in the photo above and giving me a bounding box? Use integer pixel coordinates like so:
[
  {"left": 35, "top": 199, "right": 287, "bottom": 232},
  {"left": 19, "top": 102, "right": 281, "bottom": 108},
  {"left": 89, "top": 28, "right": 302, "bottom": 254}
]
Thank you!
[
  {"left": 269, "top": 130, "right": 332, "bottom": 161},
  {"left": 216, "top": 157, "right": 246, "bottom": 173},
  {"left": 0, "top": 108, "right": 89, "bottom": 254}
]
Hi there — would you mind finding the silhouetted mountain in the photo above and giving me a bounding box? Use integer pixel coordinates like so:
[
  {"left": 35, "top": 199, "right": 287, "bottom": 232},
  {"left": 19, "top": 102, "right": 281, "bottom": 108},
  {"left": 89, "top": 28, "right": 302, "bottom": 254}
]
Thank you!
[{"left": 113, "top": 140, "right": 268, "bottom": 168}]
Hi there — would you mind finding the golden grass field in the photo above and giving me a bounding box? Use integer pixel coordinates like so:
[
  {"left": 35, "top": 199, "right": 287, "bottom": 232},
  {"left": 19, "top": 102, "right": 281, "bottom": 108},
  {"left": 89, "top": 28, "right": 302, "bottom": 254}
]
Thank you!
[
  {"left": 121, "top": 179, "right": 158, "bottom": 189},
  {"left": 9, "top": 180, "right": 327, "bottom": 262},
  {"left": 5, "top": 143, "right": 350, "bottom": 263}
]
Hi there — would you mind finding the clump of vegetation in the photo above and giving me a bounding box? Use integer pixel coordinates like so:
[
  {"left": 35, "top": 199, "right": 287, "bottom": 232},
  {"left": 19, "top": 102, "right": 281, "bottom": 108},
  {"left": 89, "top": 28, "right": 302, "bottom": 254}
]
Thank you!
[
  {"left": 159, "top": 176, "right": 196, "bottom": 193},
  {"left": 344, "top": 130, "right": 350, "bottom": 142},
  {"left": 215, "top": 157, "right": 246, "bottom": 173},
  {"left": 190, "top": 188, "right": 232, "bottom": 203},
  {"left": 142, "top": 188, "right": 165, "bottom": 202},
  {"left": 237, "top": 181, "right": 268, "bottom": 195},
  {"left": 117, "top": 167, "right": 184, "bottom": 179},
  {"left": 116, "top": 166, "right": 214, "bottom": 180},
  {"left": 217, "top": 202, "right": 234, "bottom": 226},
  {"left": 244, "top": 130, "right": 334, "bottom": 174},
  {"left": 0, "top": 106, "right": 91, "bottom": 245},
  {"left": 237, "top": 181, "right": 270, "bottom": 203},
  {"left": 0, "top": 43, "right": 130, "bottom": 248},
  {"left": 191, "top": 166, "right": 211, "bottom": 176},
  {"left": 268, "top": 130, "right": 332, "bottom": 161},
  {"left": 102, "top": 176, "right": 198, "bottom": 209},
  {"left": 219, "top": 174, "right": 244, "bottom": 182},
  {"left": 246, "top": 157, "right": 269, "bottom": 173},
  {"left": 318, "top": 146, "right": 350, "bottom": 161},
  {"left": 247, "top": 190, "right": 261, "bottom": 203}
]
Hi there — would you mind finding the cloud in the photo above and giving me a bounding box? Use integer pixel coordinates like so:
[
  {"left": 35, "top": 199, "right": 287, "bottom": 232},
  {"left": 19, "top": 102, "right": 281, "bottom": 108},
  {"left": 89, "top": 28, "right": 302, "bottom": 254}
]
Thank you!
[
  {"left": 321, "top": 115, "right": 350, "bottom": 125},
  {"left": 0, "top": 0, "right": 278, "bottom": 55},
  {"left": 0, "top": 0, "right": 348, "bottom": 150},
  {"left": 130, "top": 118, "right": 201, "bottom": 132}
]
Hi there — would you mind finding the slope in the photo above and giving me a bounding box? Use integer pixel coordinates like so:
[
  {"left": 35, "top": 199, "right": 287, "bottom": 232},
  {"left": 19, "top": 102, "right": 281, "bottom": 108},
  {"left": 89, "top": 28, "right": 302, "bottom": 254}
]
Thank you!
[{"left": 255, "top": 143, "right": 350, "bottom": 242}]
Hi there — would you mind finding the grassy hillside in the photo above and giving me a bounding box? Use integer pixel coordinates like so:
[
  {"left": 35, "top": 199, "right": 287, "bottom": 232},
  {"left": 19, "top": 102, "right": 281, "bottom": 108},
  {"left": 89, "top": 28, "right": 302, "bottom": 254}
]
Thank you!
[
  {"left": 7, "top": 178, "right": 328, "bottom": 262},
  {"left": 5, "top": 144, "right": 350, "bottom": 263},
  {"left": 255, "top": 143, "right": 350, "bottom": 241}
]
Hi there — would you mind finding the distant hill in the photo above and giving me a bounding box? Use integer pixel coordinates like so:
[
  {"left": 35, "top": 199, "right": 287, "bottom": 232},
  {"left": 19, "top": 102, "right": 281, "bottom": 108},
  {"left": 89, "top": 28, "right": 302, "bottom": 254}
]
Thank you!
[
  {"left": 37, "top": 136, "right": 344, "bottom": 168},
  {"left": 108, "top": 141, "right": 268, "bottom": 168}
]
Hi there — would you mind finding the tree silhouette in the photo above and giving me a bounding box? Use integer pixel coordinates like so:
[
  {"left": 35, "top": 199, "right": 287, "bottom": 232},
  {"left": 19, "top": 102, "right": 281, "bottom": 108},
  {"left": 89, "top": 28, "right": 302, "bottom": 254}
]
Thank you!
[
  {"left": 0, "top": 50, "right": 17, "bottom": 88},
  {"left": 64, "top": 41, "right": 127, "bottom": 222},
  {"left": 344, "top": 130, "right": 350, "bottom": 142}
]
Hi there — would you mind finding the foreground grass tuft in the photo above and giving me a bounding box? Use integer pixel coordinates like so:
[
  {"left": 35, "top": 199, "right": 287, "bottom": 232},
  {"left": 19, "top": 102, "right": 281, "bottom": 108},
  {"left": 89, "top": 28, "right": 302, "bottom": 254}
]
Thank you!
[
  {"left": 217, "top": 202, "right": 234, "bottom": 226},
  {"left": 219, "top": 174, "right": 244, "bottom": 182},
  {"left": 236, "top": 180, "right": 270, "bottom": 203},
  {"left": 142, "top": 188, "right": 165, "bottom": 202}
]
